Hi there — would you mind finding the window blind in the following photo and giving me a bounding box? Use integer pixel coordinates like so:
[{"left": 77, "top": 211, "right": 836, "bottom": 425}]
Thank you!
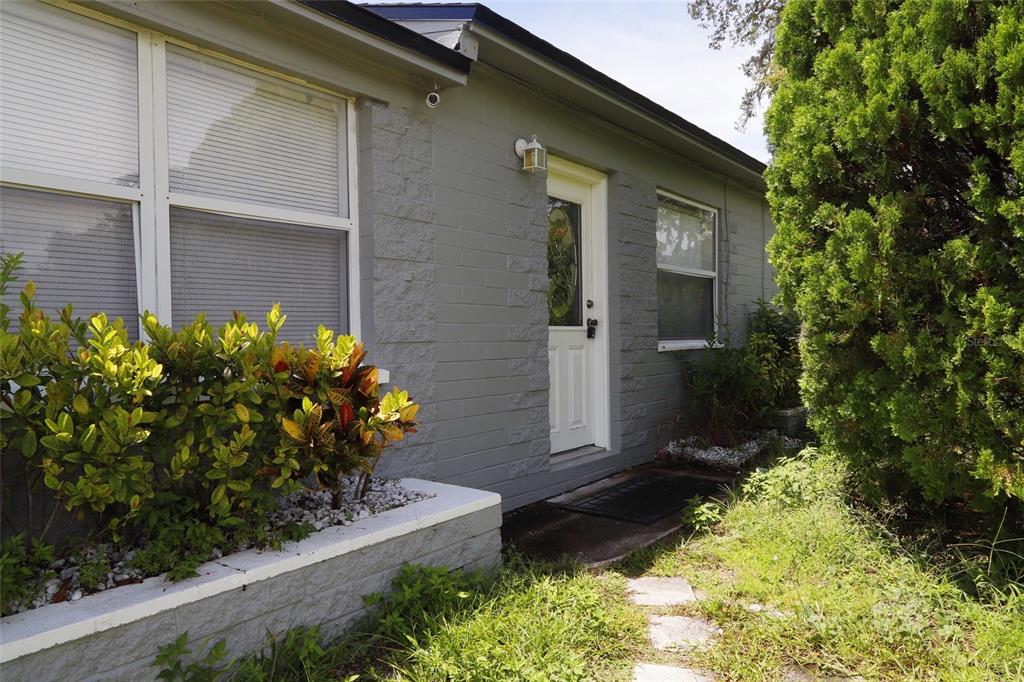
[
  {"left": 0, "top": 1, "right": 139, "bottom": 187},
  {"left": 169, "top": 208, "right": 347, "bottom": 344},
  {"left": 165, "top": 46, "right": 347, "bottom": 217},
  {"left": 0, "top": 187, "right": 139, "bottom": 338}
]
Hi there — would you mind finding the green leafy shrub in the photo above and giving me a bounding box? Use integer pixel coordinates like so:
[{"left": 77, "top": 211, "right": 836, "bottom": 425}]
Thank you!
[
  {"left": 765, "top": 0, "right": 1024, "bottom": 504},
  {"left": 1, "top": 254, "right": 163, "bottom": 537},
  {"left": 679, "top": 334, "right": 775, "bottom": 446},
  {"left": 0, "top": 252, "right": 419, "bottom": 611},
  {"left": 747, "top": 300, "right": 801, "bottom": 410},
  {"left": 676, "top": 304, "right": 802, "bottom": 447}
]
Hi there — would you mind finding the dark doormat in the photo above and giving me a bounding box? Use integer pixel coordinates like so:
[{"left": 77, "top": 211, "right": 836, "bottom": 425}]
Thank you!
[{"left": 554, "top": 472, "right": 723, "bottom": 524}]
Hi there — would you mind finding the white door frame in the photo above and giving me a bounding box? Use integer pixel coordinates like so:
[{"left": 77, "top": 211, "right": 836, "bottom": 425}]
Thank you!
[{"left": 547, "top": 156, "right": 610, "bottom": 453}]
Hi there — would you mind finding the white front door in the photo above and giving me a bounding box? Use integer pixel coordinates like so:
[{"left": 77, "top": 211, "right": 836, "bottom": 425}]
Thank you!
[{"left": 547, "top": 159, "right": 608, "bottom": 454}]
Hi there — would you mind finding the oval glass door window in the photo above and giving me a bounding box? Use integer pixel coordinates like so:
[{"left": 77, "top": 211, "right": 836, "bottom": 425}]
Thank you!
[{"left": 547, "top": 198, "right": 582, "bottom": 326}]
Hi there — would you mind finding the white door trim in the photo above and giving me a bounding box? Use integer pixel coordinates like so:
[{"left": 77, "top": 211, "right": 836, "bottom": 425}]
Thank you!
[{"left": 547, "top": 157, "right": 610, "bottom": 453}]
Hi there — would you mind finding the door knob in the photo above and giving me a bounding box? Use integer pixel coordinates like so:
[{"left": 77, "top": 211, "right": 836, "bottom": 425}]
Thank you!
[{"left": 586, "top": 318, "right": 598, "bottom": 339}]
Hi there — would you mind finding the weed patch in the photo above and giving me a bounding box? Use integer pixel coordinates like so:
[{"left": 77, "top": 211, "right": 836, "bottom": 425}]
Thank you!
[{"left": 154, "top": 558, "right": 646, "bottom": 681}]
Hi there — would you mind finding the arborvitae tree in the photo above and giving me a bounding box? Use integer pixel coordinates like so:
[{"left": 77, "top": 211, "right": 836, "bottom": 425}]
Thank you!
[{"left": 766, "top": 0, "right": 1023, "bottom": 504}]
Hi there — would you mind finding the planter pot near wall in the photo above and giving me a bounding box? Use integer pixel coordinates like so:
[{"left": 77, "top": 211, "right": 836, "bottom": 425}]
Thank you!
[
  {"left": 772, "top": 406, "right": 808, "bottom": 436},
  {"left": 0, "top": 480, "right": 502, "bottom": 681}
]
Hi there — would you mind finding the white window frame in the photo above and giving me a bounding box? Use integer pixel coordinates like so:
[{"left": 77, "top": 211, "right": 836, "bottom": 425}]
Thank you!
[
  {"left": 0, "top": 0, "right": 360, "bottom": 338},
  {"left": 655, "top": 189, "right": 719, "bottom": 352}
]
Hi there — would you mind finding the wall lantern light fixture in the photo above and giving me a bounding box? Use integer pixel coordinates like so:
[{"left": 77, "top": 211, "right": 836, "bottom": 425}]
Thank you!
[{"left": 514, "top": 135, "right": 547, "bottom": 173}]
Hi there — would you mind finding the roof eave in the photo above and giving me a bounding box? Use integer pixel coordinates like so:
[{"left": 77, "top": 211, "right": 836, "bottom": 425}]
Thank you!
[
  {"left": 365, "top": 3, "right": 766, "bottom": 183},
  {"left": 469, "top": 23, "right": 766, "bottom": 187},
  {"left": 295, "top": 0, "right": 472, "bottom": 83}
]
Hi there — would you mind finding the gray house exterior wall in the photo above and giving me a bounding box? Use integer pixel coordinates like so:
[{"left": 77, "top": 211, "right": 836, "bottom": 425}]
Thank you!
[
  {"left": 22, "top": 1, "right": 777, "bottom": 512},
  {"left": 358, "top": 65, "right": 777, "bottom": 509}
]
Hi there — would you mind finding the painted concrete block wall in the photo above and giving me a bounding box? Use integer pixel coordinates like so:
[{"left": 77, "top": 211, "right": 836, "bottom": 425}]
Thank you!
[
  {"left": 725, "top": 184, "right": 778, "bottom": 340},
  {"left": 70, "top": 0, "right": 777, "bottom": 513},
  {"left": 358, "top": 67, "right": 776, "bottom": 509},
  {"left": 358, "top": 101, "right": 440, "bottom": 481},
  {"left": 612, "top": 178, "right": 777, "bottom": 462},
  {"left": 2, "top": 485, "right": 501, "bottom": 681},
  {"left": 614, "top": 173, "right": 670, "bottom": 456},
  {"left": 427, "top": 84, "right": 553, "bottom": 497}
]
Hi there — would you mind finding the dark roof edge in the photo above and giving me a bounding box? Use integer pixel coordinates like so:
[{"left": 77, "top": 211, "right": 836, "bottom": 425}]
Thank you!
[
  {"left": 367, "top": 3, "right": 766, "bottom": 175},
  {"left": 300, "top": 1, "right": 473, "bottom": 73}
]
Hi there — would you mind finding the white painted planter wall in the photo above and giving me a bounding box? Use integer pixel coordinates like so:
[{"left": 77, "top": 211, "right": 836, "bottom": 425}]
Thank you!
[{"left": 0, "top": 480, "right": 502, "bottom": 681}]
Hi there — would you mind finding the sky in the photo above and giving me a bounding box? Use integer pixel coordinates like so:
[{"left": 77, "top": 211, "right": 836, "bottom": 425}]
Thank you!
[{"left": 370, "top": 0, "right": 769, "bottom": 162}]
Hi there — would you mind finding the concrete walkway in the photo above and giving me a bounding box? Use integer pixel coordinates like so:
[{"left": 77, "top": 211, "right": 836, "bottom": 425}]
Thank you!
[{"left": 627, "top": 576, "right": 720, "bottom": 682}]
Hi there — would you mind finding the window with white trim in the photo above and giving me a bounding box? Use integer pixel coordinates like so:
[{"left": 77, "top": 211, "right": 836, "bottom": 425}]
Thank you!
[
  {"left": 656, "top": 192, "right": 718, "bottom": 350},
  {"left": 0, "top": 1, "right": 358, "bottom": 344}
]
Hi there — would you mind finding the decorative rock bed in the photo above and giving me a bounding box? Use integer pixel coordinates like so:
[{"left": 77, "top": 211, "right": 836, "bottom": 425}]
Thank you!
[
  {"left": 0, "top": 479, "right": 502, "bottom": 681},
  {"left": 660, "top": 430, "right": 804, "bottom": 469},
  {"left": 9, "top": 478, "right": 434, "bottom": 615}
]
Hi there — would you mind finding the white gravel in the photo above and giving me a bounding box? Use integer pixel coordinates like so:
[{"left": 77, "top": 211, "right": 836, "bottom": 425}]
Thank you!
[
  {"left": 7, "top": 478, "right": 432, "bottom": 615},
  {"left": 267, "top": 477, "right": 432, "bottom": 532},
  {"left": 665, "top": 430, "right": 803, "bottom": 469}
]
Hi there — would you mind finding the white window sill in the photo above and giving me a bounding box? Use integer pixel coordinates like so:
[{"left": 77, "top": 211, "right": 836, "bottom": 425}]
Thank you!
[{"left": 658, "top": 340, "right": 720, "bottom": 352}]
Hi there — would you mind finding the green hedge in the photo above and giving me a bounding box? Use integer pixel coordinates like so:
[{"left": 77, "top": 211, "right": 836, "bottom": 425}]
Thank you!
[
  {"left": 765, "top": 0, "right": 1023, "bottom": 503},
  {"left": 0, "top": 253, "right": 418, "bottom": 608}
]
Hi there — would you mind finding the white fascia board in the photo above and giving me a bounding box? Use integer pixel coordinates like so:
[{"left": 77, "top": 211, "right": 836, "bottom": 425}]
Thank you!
[
  {"left": 387, "top": 18, "right": 479, "bottom": 60},
  {"left": 388, "top": 19, "right": 464, "bottom": 49},
  {"left": 270, "top": 1, "right": 469, "bottom": 86}
]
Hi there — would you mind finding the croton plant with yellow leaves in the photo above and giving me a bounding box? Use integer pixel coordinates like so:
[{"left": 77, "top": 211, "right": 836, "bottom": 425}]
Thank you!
[{"left": 1, "top": 252, "right": 418, "bottom": 605}]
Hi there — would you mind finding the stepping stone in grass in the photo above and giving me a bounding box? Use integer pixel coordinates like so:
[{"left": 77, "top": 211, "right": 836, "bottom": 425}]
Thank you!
[
  {"left": 627, "top": 577, "right": 698, "bottom": 606},
  {"left": 633, "top": 663, "right": 716, "bottom": 681},
  {"left": 647, "top": 614, "right": 721, "bottom": 651}
]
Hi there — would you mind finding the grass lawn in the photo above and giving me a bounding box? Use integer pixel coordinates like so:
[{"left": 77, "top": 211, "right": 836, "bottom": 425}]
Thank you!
[
  {"left": 167, "top": 449, "right": 1023, "bottom": 681},
  {"left": 348, "top": 560, "right": 648, "bottom": 681},
  {"left": 618, "top": 450, "right": 1024, "bottom": 681}
]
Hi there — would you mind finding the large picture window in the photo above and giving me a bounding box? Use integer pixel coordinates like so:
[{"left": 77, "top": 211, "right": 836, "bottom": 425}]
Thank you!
[
  {"left": 656, "top": 192, "right": 718, "bottom": 350},
  {"left": 0, "top": 1, "right": 358, "bottom": 342}
]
